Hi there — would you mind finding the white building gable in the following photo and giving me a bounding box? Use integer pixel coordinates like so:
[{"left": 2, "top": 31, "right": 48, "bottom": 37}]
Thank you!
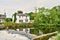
[
  {"left": 0, "top": 13, "right": 6, "bottom": 23},
  {"left": 13, "top": 13, "right": 30, "bottom": 23}
]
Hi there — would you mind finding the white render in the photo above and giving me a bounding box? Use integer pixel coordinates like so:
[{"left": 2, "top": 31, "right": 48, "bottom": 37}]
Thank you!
[
  {"left": 13, "top": 13, "right": 30, "bottom": 23},
  {"left": 0, "top": 13, "right": 6, "bottom": 23}
]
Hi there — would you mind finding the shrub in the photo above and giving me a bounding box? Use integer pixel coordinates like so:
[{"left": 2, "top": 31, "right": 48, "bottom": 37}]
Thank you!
[
  {"left": 30, "top": 28, "right": 39, "bottom": 35},
  {"left": 38, "top": 25, "right": 57, "bottom": 34},
  {"left": 56, "top": 34, "right": 60, "bottom": 40},
  {"left": 4, "top": 22, "right": 17, "bottom": 29}
]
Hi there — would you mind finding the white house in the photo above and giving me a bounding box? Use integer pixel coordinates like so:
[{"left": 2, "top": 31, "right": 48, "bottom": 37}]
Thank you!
[
  {"left": 0, "top": 13, "right": 6, "bottom": 23},
  {"left": 13, "top": 13, "right": 30, "bottom": 23}
]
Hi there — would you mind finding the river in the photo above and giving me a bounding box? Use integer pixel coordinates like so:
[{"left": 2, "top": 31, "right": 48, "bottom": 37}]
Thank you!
[{"left": 0, "top": 30, "right": 30, "bottom": 40}]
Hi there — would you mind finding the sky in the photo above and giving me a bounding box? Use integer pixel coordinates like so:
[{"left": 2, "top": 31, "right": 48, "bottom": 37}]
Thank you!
[{"left": 0, "top": 0, "right": 60, "bottom": 18}]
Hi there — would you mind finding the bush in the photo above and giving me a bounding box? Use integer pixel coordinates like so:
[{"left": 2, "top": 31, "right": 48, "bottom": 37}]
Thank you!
[
  {"left": 30, "top": 28, "right": 39, "bottom": 35},
  {"left": 18, "top": 23, "right": 34, "bottom": 28},
  {"left": 3, "top": 22, "right": 34, "bottom": 30},
  {"left": 56, "top": 34, "right": 60, "bottom": 40},
  {"left": 4, "top": 22, "right": 17, "bottom": 29},
  {"left": 38, "top": 25, "right": 57, "bottom": 34}
]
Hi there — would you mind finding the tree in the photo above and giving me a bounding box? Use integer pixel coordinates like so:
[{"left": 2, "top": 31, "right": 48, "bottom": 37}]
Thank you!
[
  {"left": 33, "top": 7, "right": 58, "bottom": 33},
  {"left": 17, "top": 10, "right": 23, "bottom": 13},
  {"left": 28, "top": 12, "right": 36, "bottom": 20},
  {"left": 50, "top": 6, "right": 60, "bottom": 31},
  {"left": 38, "top": 7, "right": 45, "bottom": 13},
  {"left": 4, "top": 22, "right": 16, "bottom": 29},
  {"left": 5, "top": 18, "right": 12, "bottom": 22},
  {"left": 13, "top": 12, "right": 17, "bottom": 22}
]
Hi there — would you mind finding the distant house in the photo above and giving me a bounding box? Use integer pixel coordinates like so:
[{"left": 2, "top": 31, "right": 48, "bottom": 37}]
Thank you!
[
  {"left": 12, "top": 13, "right": 30, "bottom": 23},
  {"left": 0, "top": 13, "right": 6, "bottom": 23}
]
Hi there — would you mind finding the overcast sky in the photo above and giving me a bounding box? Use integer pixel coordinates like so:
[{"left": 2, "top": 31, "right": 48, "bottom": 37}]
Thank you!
[{"left": 0, "top": 0, "right": 60, "bottom": 18}]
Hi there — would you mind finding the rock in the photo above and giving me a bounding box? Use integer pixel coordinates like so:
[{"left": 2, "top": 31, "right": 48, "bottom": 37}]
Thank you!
[{"left": 0, "top": 30, "right": 30, "bottom": 40}]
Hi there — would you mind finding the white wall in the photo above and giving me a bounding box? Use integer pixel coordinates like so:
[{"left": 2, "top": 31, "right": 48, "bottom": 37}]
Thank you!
[
  {"left": 0, "top": 19, "right": 5, "bottom": 23},
  {"left": 16, "top": 15, "right": 30, "bottom": 23}
]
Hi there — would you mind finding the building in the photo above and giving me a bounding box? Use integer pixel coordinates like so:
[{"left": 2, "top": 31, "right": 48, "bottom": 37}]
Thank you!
[
  {"left": 13, "top": 13, "right": 30, "bottom": 23},
  {"left": 0, "top": 13, "right": 6, "bottom": 23}
]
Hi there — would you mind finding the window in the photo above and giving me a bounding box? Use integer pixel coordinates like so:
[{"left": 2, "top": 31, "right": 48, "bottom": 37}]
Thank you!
[
  {"left": 25, "top": 19, "right": 28, "bottom": 22},
  {"left": 26, "top": 16, "right": 28, "bottom": 18},
  {"left": 19, "top": 16, "right": 21, "bottom": 18},
  {"left": 19, "top": 20, "right": 23, "bottom": 22},
  {"left": 26, "top": 16, "right": 27, "bottom": 17}
]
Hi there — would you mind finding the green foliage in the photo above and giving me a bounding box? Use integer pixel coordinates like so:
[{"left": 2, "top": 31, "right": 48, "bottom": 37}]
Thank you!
[
  {"left": 3, "top": 22, "right": 35, "bottom": 30},
  {"left": 13, "top": 13, "right": 17, "bottom": 22},
  {"left": 18, "top": 23, "right": 26, "bottom": 28},
  {"left": 5, "top": 18, "right": 12, "bottom": 22},
  {"left": 38, "top": 7, "right": 45, "bottom": 13},
  {"left": 30, "top": 29, "right": 39, "bottom": 35},
  {"left": 39, "top": 25, "right": 56, "bottom": 34},
  {"left": 4, "top": 22, "right": 17, "bottom": 29},
  {"left": 32, "top": 6, "right": 60, "bottom": 34},
  {"left": 28, "top": 12, "right": 36, "bottom": 20},
  {"left": 57, "top": 35, "right": 60, "bottom": 40},
  {"left": 17, "top": 10, "right": 23, "bottom": 13},
  {"left": 18, "top": 23, "right": 34, "bottom": 28}
]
